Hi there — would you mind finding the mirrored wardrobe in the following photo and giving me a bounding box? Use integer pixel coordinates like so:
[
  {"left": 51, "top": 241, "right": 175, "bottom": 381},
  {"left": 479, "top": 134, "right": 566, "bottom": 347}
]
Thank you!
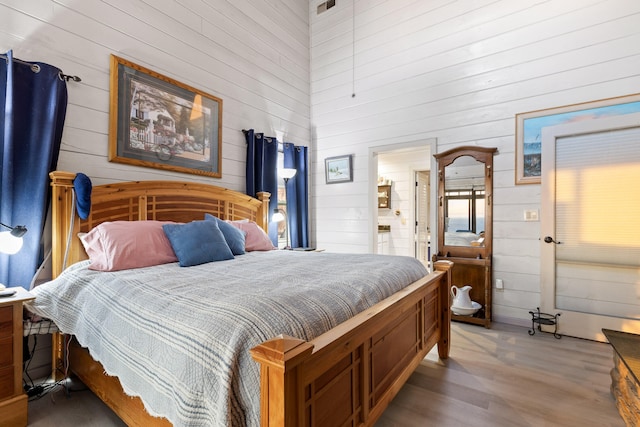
[{"left": 433, "top": 146, "right": 497, "bottom": 327}]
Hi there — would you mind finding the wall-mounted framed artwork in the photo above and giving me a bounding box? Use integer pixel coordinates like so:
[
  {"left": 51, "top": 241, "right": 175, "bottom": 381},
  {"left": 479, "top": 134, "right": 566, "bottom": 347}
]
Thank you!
[
  {"left": 109, "top": 55, "right": 223, "bottom": 178},
  {"left": 325, "top": 154, "right": 353, "bottom": 184},
  {"left": 515, "top": 93, "right": 640, "bottom": 184}
]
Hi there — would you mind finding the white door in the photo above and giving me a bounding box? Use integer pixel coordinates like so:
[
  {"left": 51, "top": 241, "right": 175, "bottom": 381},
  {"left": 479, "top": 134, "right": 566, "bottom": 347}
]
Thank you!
[{"left": 541, "top": 113, "right": 640, "bottom": 341}]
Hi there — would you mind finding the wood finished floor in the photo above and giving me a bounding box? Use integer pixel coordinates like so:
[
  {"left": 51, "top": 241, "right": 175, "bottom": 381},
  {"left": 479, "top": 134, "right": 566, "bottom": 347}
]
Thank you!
[{"left": 27, "top": 322, "right": 624, "bottom": 426}]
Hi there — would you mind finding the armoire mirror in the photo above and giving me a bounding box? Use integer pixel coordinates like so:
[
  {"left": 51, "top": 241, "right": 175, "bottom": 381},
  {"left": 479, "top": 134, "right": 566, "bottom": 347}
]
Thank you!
[
  {"left": 443, "top": 155, "right": 486, "bottom": 248},
  {"left": 434, "top": 146, "right": 497, "bottom": 259}
]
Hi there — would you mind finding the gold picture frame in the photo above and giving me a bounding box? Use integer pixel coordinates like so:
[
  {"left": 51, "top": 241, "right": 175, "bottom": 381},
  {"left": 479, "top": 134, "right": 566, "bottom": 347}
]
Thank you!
[
  {"left": 109, "top": 55, "right": 223, "bottom": 178},
  {"left": 515, "top": 93, "right": 640, "bottom": 184}
]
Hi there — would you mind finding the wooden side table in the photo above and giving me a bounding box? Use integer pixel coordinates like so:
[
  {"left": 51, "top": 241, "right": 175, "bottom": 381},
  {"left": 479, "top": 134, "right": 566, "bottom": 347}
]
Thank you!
[{"left": 0, "top": 287, "right": 35, "bottom": 427}]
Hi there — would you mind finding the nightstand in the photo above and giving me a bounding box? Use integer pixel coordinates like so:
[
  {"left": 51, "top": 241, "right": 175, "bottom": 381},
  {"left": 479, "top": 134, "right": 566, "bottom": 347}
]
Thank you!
[{"left": 0, "top": 287, "right": 34, "bottom": 427}]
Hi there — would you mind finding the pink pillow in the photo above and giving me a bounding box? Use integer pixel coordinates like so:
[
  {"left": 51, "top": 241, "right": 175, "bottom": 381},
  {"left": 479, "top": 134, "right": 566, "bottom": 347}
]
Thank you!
[
  {"left": 80, "top": 221, "right": 178, "bottom": 271},
  {"left": 226, "top": 221, "right": 275, "bottom": 251}
]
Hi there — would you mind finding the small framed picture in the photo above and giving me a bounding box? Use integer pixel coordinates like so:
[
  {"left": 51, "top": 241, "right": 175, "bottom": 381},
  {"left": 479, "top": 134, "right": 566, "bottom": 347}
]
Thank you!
[{"left": 325, "top": 155, "right": 353, "bottom": 184}]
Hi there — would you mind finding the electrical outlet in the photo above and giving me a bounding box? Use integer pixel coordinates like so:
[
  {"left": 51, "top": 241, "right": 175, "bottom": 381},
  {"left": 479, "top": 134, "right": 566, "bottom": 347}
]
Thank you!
[{"left": 495, "top": 278, "right": 504, "bottom": 289}]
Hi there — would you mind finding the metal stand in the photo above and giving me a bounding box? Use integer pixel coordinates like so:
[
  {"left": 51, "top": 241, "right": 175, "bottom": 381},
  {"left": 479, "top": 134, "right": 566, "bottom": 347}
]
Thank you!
[{"left": 528, "top": 307, "right": 561, "bottom": 339}]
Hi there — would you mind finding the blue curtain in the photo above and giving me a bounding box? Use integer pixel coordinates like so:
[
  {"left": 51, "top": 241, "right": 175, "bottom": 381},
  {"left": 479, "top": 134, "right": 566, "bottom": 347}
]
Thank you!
[
  {"left": 283, "top": 143, "right": 309, "bottom": 248},
  {"left": 0, "top": 51, "right": 68, "bottom": 289},
  {"left": 244, "top": 129, "right": 279, "bottom": 245}
]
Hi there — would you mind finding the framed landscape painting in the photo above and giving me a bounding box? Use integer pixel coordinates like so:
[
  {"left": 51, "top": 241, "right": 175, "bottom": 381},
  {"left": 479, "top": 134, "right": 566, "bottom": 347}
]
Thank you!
[
  {"left": 109, "top": 55, "right": 223, "bottom": 177},
  {"left": 515, "top": 93, "right": 640, "bottom": 184},
  {"left": 325, "top": 155, "right": 353, "bottom": 184}
]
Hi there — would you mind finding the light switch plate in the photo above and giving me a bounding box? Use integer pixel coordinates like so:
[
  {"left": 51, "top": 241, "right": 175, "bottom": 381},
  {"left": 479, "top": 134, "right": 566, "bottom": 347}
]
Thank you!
[{"left": 524, "top": 209, "right": 539, "bottom": 221}]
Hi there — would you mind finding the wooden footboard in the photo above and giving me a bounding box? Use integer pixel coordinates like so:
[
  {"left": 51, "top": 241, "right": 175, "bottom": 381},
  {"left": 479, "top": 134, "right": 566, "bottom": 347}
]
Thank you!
[{"left": 251, "top": 260, "right": 452, "bottom": 427}]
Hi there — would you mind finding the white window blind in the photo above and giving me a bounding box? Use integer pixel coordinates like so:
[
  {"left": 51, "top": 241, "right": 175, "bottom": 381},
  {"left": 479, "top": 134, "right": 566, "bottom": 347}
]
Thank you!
[{"left": 555, "top": 127, "right": 640, "bottom": 267}]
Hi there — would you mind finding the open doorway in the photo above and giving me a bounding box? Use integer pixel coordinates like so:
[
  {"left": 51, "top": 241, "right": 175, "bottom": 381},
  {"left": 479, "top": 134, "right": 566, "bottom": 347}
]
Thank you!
[{"left": 369, "top": 139, "right": 436, "bottom": 265}]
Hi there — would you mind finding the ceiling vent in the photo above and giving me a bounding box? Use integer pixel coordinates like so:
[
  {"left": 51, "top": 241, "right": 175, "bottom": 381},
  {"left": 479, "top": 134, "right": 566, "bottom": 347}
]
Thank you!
[{"left": 317, "top": 0, "right": 335, "bottom": 14}]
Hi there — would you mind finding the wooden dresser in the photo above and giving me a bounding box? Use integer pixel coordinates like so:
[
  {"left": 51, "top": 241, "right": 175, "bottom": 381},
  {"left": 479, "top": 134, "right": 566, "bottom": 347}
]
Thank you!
[{"left": 0, "top": 288, "right": 34, "bottom": 427}]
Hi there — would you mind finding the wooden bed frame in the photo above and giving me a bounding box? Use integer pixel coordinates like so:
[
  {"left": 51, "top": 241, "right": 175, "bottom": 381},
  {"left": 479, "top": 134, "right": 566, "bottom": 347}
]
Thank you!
[{"left": 48, "top": 170, "right": 452, "bottom": 427}]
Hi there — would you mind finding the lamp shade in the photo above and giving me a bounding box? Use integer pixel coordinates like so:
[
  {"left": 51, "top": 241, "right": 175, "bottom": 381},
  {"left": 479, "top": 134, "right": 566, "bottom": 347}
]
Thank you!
[
  {"left": 0, "top": 231, "right": 24, "bottom": 254},
  {"left": 272, "top": 209, "right": 285, "bottom": 222},
  {"left": 0, "top": 222, "right": 27, "bottom": 254},
  {"left": 279, "top": 168, "right": 297, "bottom": 180}
]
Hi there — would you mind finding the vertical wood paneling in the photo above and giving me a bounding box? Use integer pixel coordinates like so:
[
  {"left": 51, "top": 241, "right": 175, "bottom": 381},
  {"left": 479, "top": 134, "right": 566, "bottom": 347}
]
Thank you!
[{"left": 310, "top": 0, "right": 640, "bottom": 324}]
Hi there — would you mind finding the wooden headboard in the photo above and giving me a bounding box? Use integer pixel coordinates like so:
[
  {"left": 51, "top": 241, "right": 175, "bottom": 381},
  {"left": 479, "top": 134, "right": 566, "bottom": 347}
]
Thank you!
[{"left": 49, "top": 171, "right": 270, "bottom": 279}]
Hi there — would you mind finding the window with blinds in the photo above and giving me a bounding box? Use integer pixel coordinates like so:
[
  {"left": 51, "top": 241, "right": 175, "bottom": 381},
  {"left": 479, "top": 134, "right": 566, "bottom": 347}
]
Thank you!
[{"left": 555, "top": 127, "right": 640, "bottom": 268}]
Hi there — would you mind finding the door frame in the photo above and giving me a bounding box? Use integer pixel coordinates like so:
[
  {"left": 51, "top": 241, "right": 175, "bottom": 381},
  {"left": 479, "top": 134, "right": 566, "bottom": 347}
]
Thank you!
[
  {"left": 540, "top": 112, "right": 640, "bottom": 341},
  {"left": 414, "top": 169, "right": 430, "bottom": 265}
]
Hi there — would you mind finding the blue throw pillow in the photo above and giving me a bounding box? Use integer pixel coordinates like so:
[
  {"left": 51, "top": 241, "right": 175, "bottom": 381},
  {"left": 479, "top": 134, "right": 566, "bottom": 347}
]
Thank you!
[
  {"left": 162, "top": 220, "right": 234, "bottom": 267},
  {"left": 204, "top": 213, "right": 246, "bottom": 255}
]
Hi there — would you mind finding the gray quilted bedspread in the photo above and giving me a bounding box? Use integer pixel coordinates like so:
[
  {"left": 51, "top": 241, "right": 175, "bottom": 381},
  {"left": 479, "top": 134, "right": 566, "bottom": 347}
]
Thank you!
[{"left": 26, "top": 250, "right": 428, "bottom": 426}]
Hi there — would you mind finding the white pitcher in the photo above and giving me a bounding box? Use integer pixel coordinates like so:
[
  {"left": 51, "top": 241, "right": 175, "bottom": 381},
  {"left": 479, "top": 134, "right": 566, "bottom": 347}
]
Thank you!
[{"left": 451, "top": 285, "right": 473, "bottom": 308}]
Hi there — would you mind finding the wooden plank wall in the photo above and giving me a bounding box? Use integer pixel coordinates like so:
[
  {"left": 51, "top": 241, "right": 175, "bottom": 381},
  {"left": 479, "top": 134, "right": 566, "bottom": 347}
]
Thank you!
[
  {"left": 310, "top": 0, "right": 640, "bottom": 325},
  {"left": 0, "top": 0, "right": 311, "bottom": 189}
]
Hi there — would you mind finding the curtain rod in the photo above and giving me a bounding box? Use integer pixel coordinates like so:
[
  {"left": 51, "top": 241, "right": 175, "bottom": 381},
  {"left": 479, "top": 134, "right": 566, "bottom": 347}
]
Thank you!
[
  {"left": 0, "top": 53, "right": 82, "bottom": 82},
  {"left": 242, "top": 130, "right": 280, "bottom": 144}
]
